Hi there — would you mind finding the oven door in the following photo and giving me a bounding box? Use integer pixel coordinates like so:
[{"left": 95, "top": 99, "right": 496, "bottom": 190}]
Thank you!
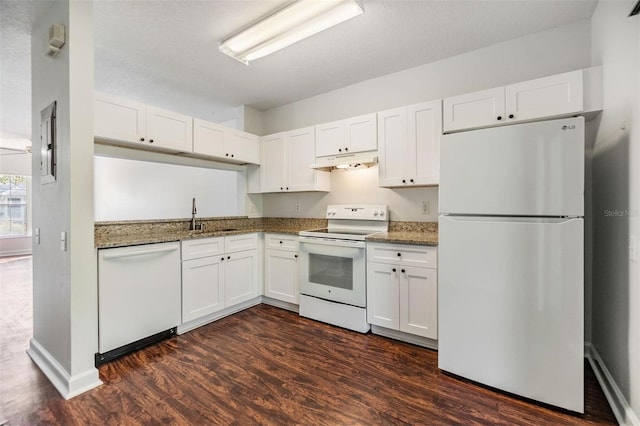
[{"left": 299, "top": 236, "right": 366, "bottom": 307}]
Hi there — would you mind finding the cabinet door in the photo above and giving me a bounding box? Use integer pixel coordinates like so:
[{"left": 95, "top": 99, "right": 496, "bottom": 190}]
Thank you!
[
  {"left": 266, "top": 233, "right": 299, "bottom": 251},
  {"left": 146, "top": 106, "right": 193, "bottom": 152},
  {"left": 192, "top": 118, "right": 226, "bottom": 158},
  {"left": 228, "top": 130, "right": 259, "bottom": 164},
  {"left": 505, "top": 70, "right": 583, "bottom": 124},
  {"left": 410, "top": 100, "right": 442, "bottom": 186},
  {"left": 377, "top": 107, "right": 408, "bottom": 187},
  {"left": 264, "top": 248, "right": 299, "bottom": 304},
  {"left": 315, "top": 120, "right": 344, "bottom": 157},
  {"left": 224, "top": 250, "right": 258, "bottom": 306},
  {"left": 287, "top": 126, "right": 327, "bottom": 192},
  {"left": 260, "top": 133, "right": 287, "bottom": 192},
  {"left": 399, "top": 266, "right": 437, "bottom": 339},
  {"left": 367, "top": 243, "right": 437, "bottom": 269},
  {"left": 182, "top": 256, "right": 224, "bottom": 323},
  {"left": 366, "top": 262, "right": 400, "bottom": 330},
  {"left": 345, "top": 113, "right": 377, "bottom": 153},
  {"left": 443, "top": 87, "right": 505, "bottom": 133},
  {"left": 94, "top": 92, "right": 146, "bottom": 145}
]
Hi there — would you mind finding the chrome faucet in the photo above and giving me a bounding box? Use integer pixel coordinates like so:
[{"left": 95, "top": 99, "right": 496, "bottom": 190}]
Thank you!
[{"left": 190, "top": 197, "right": 204, "bottom": 231}]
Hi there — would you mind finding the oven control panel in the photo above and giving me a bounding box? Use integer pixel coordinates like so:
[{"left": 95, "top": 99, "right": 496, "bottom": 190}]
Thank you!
[{"left": 326, "top": 204, "right": 389, "bottom": 221}]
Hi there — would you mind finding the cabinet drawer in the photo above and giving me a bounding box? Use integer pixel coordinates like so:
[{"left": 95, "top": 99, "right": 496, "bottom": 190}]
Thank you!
[
  {"left": 182, "top": 237, "right": 224, "bottom": 260},
  {"left": 225, "top": 233, "right": 258, "bottom": 253},
  {"left": 265, "top": 233, "right": 299, "bottom": 251},
  {"left": 367, "top": 243, "right": 437, "bottom": 268}
]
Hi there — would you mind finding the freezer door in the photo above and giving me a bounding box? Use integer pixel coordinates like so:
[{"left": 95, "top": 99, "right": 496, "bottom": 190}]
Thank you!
[
  {"left": 439, "top": 117, "right": 584, "bottom": 216},
  {"left": 438, "top": 215, "right": 584, "bottom": 412}
]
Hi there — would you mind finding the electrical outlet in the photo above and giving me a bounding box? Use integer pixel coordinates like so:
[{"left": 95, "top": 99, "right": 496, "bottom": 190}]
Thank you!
[
  {"left": 295, "top": 204, "right": 301, "bottom": 212},
  {"left": 421, "top": 201, "right": 430, "bottom": 215},
  {"left": 630, "top": 235, "right": 637, "bottom": 262}
]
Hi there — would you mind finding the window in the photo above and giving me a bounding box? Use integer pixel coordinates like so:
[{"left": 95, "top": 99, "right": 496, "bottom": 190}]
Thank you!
[{"left": 0, "top": 175, "right": 30, "bottom": 236}]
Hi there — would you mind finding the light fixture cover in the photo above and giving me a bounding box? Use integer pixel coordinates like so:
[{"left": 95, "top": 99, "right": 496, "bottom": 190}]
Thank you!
[{"left": 220, "top": 0, "right": 364, "bottom": 65}]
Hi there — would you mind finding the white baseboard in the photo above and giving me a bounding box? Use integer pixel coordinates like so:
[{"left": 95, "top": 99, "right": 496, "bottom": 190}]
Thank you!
[
  {"left": 27, "top": 338, "right": 102, "bottom": 400},
  {"left": 371, "top": 325, "right": 438, "bottom": 350},
  {"left": 0, "top": 248, "right": 32, "bottom": 257},
  {"left": 585, "top": 342, "right": 640, "bottom": 426},
  {"left": 260, "top": 296, "right": 299, "bottom": 313},
  {"left": 177, "top": 296, "right": 262, "bottom": 334}
]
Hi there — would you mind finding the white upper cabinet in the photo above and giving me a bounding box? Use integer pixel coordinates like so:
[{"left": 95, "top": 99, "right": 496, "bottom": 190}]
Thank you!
[
  {"left": 94, "top": 92, "right": 147, "bottom": 145},
  {"left": 378, "top": 100, "right": 442, "bottom": 187},
  {"left": 315, "top": 113, "right": 377, "bottom": 157},
  {"left": 259, "top": 127, "right": 330, "bottom": 193},
  {"left": 443, "top": 70, "right": 584, "bottom": 133},
  {"left": 146, "top": 106, "right": 193, "bottom": 152},
  {"left": 95, "top": 92, "right": 193, "bottom": 153},
  {"left": 193, "top": 119, "right": 259, "bottom": 165}
]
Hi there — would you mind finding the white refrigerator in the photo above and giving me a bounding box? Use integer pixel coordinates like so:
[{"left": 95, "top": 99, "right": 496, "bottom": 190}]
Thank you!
[{"left": 438, "top": 116, "right": 584, "bottom": 413}]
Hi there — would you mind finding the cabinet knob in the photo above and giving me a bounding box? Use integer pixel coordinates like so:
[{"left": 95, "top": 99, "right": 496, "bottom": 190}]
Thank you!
[
  {"left": 402, "top": 179, "right": 406, "bottom": 184},
  {"left": 280, "top": 187, "right": 284, "bottom": 190},
  {"left": 410, "top": 179, "right": 414, "bottom": 183},
  {"left": 221, "top": 257, "right": 224, "bottom": 261},
  {"left": 294, "top": 254, "right": 298, "bottom": 258},
  {"left": 227, "top": 255, "right": 231, "bottom": 260},
  {"left": 286, "top": 187, "right": 289, "bottom": 190},
  {"left": 344, "top": 147, "right": 348, "bottom": 152},
  {"left": 508, "top": 114, "right": 515, "bottom": 119},
  {"left": 140, "top": 137, "right": 145, "bottom": 142},
  {"left": 226, "top": 153, "right": 229, "bottom": 157},
  {"left": 397, "top": 252, "right": 401, "bottom": 257},
  {"left": 392, "top": 268, "right": 396, "bottom": 272},
  {"left": 279, "top": 241, "right": 283, "bottom": 244},
  {"left": 231, "top": 154, "right": 234, "bottom": 158},
  {"left": 497, "top": 116, "right": 502, "bottom": 121},
  {"left": 338, "top": 148, "right": 342, "bottom": 153},
  {"left": 149, "top": 139, "right": 154, "bottom": 143},
  {"left": 401, "top": 269, "right": 406, "bottom": 273}
]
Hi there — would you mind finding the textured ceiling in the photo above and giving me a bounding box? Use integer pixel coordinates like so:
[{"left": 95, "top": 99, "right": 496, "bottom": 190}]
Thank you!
[{"left": 1, "top": 0, "right": 598, "bottom": 146}]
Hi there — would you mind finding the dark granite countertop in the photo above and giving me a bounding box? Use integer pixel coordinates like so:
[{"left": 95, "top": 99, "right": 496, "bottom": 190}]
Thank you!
[{"left": 95, "top": 217, "right": 438, "bottom": 249}]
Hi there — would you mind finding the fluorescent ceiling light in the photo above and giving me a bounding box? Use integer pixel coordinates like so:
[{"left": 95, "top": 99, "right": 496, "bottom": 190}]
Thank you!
[{"left": 219, "top": 0, "right": 364, "bottom": 65}]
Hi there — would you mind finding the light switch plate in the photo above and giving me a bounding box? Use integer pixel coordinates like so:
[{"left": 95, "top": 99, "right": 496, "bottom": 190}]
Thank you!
[{"left": 60, "top": 231, "right": 67, "bottom": 251}]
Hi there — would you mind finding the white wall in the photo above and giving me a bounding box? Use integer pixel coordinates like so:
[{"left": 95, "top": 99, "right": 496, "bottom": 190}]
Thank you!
[
  {"left": 94, "top": 156, "right": 244, "bottom": 221},
  {"left": 259, "top": 20, "right": 592, "bottom": 220},
  {"left": 590, "top": 1, "right": 640, "bottom": 424},
  {"left": 262, "top": 20, "right": 592, "bottom": 134},
  {"left": 0, "top": 152, "right": 31, "bottom": 175},
  {"left": 28, "top": 0, "right": 101, "bottom": 398}
]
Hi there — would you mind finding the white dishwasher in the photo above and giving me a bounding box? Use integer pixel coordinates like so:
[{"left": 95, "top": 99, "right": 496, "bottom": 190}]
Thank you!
[{"left": 97, "top": 241, "right": 181, "bottom": 364}]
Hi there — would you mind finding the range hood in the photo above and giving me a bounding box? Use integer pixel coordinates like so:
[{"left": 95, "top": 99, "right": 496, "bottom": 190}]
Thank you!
[{"left": 311, "top": 152, "right": 378, "bottom": 171}]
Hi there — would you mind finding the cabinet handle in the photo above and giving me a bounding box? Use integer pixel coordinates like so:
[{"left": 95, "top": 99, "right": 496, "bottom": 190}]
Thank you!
[
  {"left": 410, "top": 179, "right": 414, "bottom": 183},
  {"left": 397, "top": 252, "right": 401, "bottom": 257},
  {"left": 392, "top": 268, "right": 396, "bottom": 272},
  {"left": 226, "top": 153, "right": 229, "bottom": 157},
  {"left": 279, "top": 241, "right": 283, "bottom": 244},
  {"left": 402, "top": 179, "right": 406, "bottom": 184},
  {"left": 140, "top": 137, "right": 145, "bottom": 142},
  {"left": 286, "top": 187, "right": 289, "bottom": 190},
  {"left": 280, "top": 187, "right": 284, "bottom": 190},
  {"left": 497, "top": 116, "right": 502, "bottom": 121},
  {"left": 401, "top": 269, "right": 406, "bottom": 273},
  {"left": 294, "top": 254, "right": 298, "bottom": 258},
  {"left": 231, "top": 154, "right": 234, "bottom": 158},
  {"left": 344, "top": 147, "right": 348, "bottom": 152},
  {"left": 221, "top": 257, "right": 224, "bottom": 261},
  {"left": 508, "top": 114, "right": 515, "bottom": 119},
  {"left": 149, "top": 139, "right": 154, "bottom": 143},
  {"left": 227, "top": 255, "right": 231, "bottom": 260},
  {"left": 338, "top": 148, "right": 342, "bottom": 153}
]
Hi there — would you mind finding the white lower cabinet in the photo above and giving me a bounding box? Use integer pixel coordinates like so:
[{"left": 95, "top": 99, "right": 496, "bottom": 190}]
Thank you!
[
  {"left": 367, "top": 243, "right": 438, "bottom": 340},
  {"left": 181, "top": 234, "right": 259, "bottom": 324},
  {"left": 264, "top": 234, "right": 300, "bottom": 304}
]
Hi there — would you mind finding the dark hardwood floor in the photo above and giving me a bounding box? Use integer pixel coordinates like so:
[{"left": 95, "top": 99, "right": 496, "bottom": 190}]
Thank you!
[{"left": 1, "top": 256, "right": 616, "bottom": 425}]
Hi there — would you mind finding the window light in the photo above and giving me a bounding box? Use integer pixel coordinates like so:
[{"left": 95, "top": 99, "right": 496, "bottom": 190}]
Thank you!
[{"left": 219, "top": 0, "right": 364, "bottom": 65}]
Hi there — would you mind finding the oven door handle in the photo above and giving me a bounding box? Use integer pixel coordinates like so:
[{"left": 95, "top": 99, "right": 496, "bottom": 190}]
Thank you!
[{"left": 299, "top": 237, "right": 366, "bottom": 249}]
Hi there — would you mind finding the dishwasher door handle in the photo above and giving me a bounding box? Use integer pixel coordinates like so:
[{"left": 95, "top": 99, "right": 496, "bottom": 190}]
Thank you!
[{"left": 102, "top": 245, "right": 178, "bottom": 260}]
